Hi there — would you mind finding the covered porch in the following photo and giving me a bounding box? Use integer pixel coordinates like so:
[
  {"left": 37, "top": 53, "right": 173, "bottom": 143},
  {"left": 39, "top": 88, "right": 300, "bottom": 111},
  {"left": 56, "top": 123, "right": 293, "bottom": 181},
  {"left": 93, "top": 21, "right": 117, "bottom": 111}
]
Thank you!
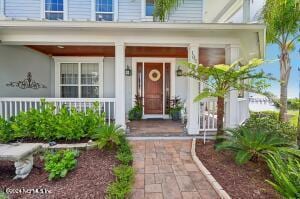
[{"left": 0, "top": 21, "right": 263, "bottom": 135}]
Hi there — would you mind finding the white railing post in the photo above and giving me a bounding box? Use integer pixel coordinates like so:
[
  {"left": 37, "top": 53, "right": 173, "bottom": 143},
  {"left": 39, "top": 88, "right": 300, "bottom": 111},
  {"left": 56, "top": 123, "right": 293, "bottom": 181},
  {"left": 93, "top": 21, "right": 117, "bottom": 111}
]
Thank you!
[
  {"left": 114, "top": 42, "right": 126, "bottom": 128},
  {"left": 187, "top": 44, "right": 200, "bottom": 135},
  {"left": 225, "top": 44, "right": 240, "bottom": 128},
  {"left": 0, "top": 100, "right": 2, "bottom": 119}
]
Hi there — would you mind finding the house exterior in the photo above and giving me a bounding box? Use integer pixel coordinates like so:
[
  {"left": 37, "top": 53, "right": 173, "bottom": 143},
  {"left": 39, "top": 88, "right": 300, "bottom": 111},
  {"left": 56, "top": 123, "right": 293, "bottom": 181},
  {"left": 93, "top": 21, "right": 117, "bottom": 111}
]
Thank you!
[{"left": 0, "top": 0, "right": 265, "bottom": 135}]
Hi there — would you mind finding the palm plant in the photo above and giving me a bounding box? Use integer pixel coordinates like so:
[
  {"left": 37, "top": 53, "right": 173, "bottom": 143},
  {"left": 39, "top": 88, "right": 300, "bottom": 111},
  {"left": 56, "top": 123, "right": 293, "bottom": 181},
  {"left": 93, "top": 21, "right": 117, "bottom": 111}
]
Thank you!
[
  {"left": 266, "top": 153, "right": 300, "bottom": 198},
  {"left": 185, "top": 58, "right": 273, "bottom": 137},
  {"left": 262, "top": 0, "right": 300, "bottom": 122},
  {"left": 216, "top": 128, "right": 300, "bottom": 165},
  {"left": 92, "top": 124, "right": 124, "bottom": 149},
  {"left": 153, "top": 0, "right": 183, "bottom": 21}
]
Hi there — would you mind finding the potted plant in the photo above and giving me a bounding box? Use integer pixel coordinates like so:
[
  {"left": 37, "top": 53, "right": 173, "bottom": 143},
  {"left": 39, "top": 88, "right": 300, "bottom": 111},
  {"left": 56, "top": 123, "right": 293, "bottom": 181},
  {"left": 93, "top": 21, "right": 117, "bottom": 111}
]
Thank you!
[
  {"left": 169, "top": 97, "right": 183, "bottom": 121},
  {"left": 128, "top": 95, "right": 143, "bottom": 121}
]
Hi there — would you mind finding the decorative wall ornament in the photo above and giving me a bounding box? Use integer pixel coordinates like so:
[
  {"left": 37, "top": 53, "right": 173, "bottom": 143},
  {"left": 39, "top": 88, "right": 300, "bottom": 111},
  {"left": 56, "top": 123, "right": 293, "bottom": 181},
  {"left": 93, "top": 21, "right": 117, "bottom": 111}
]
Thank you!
[
  {"left": 6, "top": 72, "right": 47, "bottom": 89},
  {"left": 149, "top": 69, "right": 161, "bottom": 82}
]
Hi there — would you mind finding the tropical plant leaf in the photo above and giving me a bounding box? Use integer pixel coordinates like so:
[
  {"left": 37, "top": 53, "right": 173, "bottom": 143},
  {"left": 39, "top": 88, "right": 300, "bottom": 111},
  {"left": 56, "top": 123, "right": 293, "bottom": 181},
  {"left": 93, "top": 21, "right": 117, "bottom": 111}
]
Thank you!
[{"left": 235, "top": 150, "right": 252, "bottom": 165}]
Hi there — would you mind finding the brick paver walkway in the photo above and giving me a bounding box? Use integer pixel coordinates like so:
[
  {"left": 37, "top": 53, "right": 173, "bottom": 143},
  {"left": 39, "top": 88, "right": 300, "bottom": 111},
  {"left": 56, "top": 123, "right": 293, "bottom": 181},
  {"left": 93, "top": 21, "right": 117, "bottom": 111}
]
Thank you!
[{"left": 130, "top": 140, "right": 219, "bottom": 199}]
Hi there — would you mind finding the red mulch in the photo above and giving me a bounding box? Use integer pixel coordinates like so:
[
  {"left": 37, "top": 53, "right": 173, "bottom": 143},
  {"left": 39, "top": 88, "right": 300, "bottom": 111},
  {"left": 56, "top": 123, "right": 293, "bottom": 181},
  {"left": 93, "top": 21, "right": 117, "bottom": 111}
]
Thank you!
[
  {"left": 195, "top": 140, "right": 280, "bottom": 199},
  {"left": 0, "top": 149, "right": 118, "bottom": 199}
]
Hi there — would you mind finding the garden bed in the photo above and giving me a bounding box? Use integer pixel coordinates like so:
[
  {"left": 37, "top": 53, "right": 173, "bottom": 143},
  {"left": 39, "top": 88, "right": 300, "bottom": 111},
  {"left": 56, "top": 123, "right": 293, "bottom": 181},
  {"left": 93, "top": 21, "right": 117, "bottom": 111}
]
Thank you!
[
  {"left": 0, "top": 149, "right": 118, "bottom": 199},
  {"left": 195, "top": 140, "right": 280, "bottom": 199}
]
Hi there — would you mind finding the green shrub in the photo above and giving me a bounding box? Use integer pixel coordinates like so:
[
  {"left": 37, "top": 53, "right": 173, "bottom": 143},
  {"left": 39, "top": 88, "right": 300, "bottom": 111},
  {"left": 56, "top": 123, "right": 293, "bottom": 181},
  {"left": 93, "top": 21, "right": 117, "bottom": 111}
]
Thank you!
[
  {"left": 244, "top": 111, "right": 297, "bottom": 142},
  {"left": 107, "top": 165, "right": 134, "bottom": 199},
  {"left": 83, "top": 102, "right": 106, "bottom": 137},
  {"left": 0, "top": 117, "right": 14, "bottom": 143},
  {"left": 106, "top": 131, "right": 134, "bottom": 199},
  {"left": 216, "top": 128, "right": 300, "bottom": 165},
  {"left": 54, "top": 107, "right": 86, "bottom": 140},
  {"left": 1, "top": 100, "right": 105, "bottom": 142},
  {"left": 107, "top": 180, "right": 132, "bottom": 199},
  {"left": 113, "top": 165, "right": 134, "bottom": 183},
  {"left": 92, "top": 124, "right": 124, "bottom": 149},
  {"left": 266, "top": 153, "right": 300, "bottom": 198},
  {"left": 44, "top": 149, "right": 79, "bottom": 180},
  {"left": 288, "top": 98, "right": 300, "bottom": 110},
  {"left": 116, "top": 138, "right": 133, "bottom": 165}
]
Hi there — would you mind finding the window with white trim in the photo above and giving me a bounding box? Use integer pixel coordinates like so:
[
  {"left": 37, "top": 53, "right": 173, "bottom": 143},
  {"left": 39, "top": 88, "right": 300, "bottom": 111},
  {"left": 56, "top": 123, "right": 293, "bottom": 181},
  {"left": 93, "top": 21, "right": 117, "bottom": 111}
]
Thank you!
[
  {"left": 45, "top": 0, "right": 64, "bottom": 20},
  {"left": 145, "top": 0, "right": 154, "bottom": 16},
  {"left": 56, "top": 58, "right": 104, "bottom": 98},
  {"left": 95, "top": 0, "right": 114, "bottom": 21}
]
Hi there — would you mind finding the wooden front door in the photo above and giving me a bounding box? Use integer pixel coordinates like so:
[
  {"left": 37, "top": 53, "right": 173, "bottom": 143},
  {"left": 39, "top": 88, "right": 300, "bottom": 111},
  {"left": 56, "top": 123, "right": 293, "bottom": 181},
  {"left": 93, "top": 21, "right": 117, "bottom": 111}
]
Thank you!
[{"left": 144, "top": 63, "right": 163, "bottom": 114}]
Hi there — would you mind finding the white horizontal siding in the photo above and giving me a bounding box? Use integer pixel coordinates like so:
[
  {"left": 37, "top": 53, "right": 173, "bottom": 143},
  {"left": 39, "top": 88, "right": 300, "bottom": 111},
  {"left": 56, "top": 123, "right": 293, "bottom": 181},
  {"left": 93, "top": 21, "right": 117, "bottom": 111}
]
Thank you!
[
  {"left": 169, "top": 0, "right": 203, "bottom": 23},
  {"left": 69, "top": 0, "right": 92, "bottom": 20},
  {"left": 118, "top": 0, "right": 141, "bottom": 22},
  {"left": 3, "top": 0, "right": 203, "bottom": 23},
  {"left": 5, "top": 0, "right": 41, "bottom": 19}
]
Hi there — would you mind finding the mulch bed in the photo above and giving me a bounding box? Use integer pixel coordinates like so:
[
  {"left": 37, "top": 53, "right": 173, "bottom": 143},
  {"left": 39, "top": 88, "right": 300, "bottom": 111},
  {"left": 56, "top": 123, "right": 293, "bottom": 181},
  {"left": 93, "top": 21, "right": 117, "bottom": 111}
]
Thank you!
[
  {"left": 195, "top": 140, "right": 280, "bottom": 199},
  {"left": 0, "top": 149, "right": 118, "bottom": 199}
]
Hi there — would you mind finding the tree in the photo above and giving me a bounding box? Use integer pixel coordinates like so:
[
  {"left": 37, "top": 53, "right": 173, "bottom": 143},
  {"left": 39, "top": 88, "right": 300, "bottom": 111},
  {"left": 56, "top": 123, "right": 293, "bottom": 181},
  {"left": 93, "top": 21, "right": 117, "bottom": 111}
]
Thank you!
[
  {"left": 153, "top": 0, "right": 183, "bottom": 21},
  {"left": 184, "top": 59, "right": 274, "bottom": 138},
  {"left": 262, "top": 0, "right": 300, "bottom": 122}
]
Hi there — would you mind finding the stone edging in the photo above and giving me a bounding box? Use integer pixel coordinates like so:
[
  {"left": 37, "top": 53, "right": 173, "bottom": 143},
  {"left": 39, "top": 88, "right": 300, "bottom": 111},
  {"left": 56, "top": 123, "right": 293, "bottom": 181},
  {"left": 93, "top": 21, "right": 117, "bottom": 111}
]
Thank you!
[
  {"left": 39, "top": 142, "right": 97, "bottom": 150},
  {"left": 191, "top": 138, "right": 231, "bottom": 199}
]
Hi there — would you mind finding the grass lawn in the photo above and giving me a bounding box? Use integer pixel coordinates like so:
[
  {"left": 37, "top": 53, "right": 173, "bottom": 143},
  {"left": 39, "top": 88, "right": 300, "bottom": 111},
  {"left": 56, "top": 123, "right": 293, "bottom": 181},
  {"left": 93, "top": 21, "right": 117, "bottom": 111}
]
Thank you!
[{"left": 288, "top": 110, "right": 299, "bottom": 127}]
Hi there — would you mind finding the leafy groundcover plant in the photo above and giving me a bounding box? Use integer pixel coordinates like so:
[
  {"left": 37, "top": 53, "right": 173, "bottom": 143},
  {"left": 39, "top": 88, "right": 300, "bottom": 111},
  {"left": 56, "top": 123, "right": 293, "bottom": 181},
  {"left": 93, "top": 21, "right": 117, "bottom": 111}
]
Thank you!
[
  {"left": 0, "top": 101, "right": 105, "bottom": 143},
  {"left": 93, "top": 123, "right": 134, "bottom": 199},
  {"left": 44, "top": 149, "right": 79, "bottom": 181},
  {"left": 216, "top": 128, "right": 300, "bottom": 165},
  {"left": 266, "top": 153, "right": 300, "bottom": 198}
]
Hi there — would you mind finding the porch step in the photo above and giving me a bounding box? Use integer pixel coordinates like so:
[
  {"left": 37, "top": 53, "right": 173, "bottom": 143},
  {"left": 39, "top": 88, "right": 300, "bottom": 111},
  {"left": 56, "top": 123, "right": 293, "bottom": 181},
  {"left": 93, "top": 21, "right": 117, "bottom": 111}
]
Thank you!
[{"left": 126, "top": 135, "right": 216, "bottom": 141}]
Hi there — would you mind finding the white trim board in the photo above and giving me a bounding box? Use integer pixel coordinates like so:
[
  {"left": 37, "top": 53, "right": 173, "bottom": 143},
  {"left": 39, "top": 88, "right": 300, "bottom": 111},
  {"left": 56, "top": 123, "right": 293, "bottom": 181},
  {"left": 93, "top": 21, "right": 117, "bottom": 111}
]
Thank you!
[
  {"left": 131, "top": 57, "right": 176, "bottom": 119},
  {"left": 53, "top": 56, "right": 104, "bottom": 98}
]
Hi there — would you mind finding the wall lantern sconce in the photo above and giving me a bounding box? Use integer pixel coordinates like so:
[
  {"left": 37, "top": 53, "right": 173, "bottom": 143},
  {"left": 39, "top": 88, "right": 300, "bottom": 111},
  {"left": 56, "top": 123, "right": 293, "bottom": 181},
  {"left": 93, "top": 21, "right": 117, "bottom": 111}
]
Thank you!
[
  {"left": 176, "top": 66, "right": 183, "bottom": 76},
  {"left": 125, "top": 65, "right": 132, "bottom": 76}
]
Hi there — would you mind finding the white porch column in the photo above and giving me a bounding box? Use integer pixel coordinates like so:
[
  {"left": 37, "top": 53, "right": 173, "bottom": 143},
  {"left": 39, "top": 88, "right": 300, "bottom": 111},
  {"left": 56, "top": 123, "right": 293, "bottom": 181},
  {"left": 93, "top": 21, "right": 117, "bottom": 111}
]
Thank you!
[
  {"left": 115, "top": 42, "right": 126, "bottom": 128},
  {"left": 225, "top": 44, "right": 240, "bottom": 128},
  {"left": 186, "top": 44, "right": 199, "bottom": 135}
]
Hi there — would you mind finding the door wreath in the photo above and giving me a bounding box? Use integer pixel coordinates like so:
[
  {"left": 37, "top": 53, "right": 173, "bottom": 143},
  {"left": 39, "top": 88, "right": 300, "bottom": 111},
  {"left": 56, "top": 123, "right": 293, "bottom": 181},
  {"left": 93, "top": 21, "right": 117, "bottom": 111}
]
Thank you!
[{"left": 149, "top": 69, "right": 161, "bottom": 82}]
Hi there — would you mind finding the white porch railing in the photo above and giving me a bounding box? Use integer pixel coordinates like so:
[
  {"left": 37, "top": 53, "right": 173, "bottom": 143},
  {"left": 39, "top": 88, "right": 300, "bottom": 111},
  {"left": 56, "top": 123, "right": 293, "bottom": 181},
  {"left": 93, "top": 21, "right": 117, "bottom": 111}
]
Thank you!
[
  {"left": 0, "top": 98, "right": 116, "bottom": 124},
  {"left": 197, "top": 98, "right": 218, "bottom": 132},
  {"left": 237, "top": 98, "right": 249, "bottom": 125},
  {"left": 197, "top": 97, "right": 249, "bottom": 133}
]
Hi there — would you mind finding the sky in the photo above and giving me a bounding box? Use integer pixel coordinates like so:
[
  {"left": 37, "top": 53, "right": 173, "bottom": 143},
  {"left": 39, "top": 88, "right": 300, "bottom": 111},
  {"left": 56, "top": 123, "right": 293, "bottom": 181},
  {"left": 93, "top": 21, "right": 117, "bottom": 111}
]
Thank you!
[
  {"left": 261, "top": 42, "right": 300, "bottom": 98},
  {"left": 230, "top": 0, "right": 299, "bottom": 99}
]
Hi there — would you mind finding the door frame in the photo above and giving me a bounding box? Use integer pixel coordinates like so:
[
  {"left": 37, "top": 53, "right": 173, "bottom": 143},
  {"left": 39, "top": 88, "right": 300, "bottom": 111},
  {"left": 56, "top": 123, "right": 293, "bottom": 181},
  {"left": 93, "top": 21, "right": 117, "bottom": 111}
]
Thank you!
[{"left": 132, "top": 57, "right": 176, "bottom": 119}]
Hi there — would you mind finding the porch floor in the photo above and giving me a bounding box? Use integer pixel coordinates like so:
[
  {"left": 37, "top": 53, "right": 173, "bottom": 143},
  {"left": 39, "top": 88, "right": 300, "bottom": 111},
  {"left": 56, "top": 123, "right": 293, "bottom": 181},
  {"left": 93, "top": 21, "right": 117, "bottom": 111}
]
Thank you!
[{"left": 127, "top": 119, "right": 186, "bottom": 137}]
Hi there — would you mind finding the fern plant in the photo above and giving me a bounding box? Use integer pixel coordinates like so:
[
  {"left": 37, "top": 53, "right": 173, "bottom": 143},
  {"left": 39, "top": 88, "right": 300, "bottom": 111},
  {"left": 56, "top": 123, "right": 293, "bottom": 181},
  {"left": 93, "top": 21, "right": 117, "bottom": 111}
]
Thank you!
[
  {"left": 266, "top": 153, "right": 300, "bottom": 198},
  {"left": 216, "top": 128, "right": 300, "bottom": 165},
  {"left": 92, "top": 124, "right": 124, "bottom": 149}
]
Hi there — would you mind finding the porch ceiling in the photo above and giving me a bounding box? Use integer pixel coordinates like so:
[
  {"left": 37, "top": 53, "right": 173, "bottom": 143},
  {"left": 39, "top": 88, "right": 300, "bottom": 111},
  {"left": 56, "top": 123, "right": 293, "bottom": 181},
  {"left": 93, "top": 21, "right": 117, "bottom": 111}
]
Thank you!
[
  {"left": 26, "top": 45, "right": 188, "bottom": 58},
  {"left": 27, "top": 45, "right": 115, "bottom": 57}
]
